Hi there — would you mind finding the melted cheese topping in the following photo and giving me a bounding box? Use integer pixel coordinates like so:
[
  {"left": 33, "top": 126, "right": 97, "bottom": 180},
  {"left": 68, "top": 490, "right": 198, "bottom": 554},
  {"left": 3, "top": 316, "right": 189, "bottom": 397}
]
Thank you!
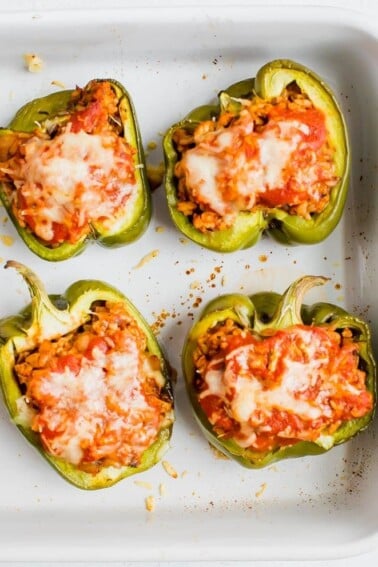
[
  {"left": 15, "top": 128, "right": 136, "bottom": 242},
  {"left": 184, "top": 152, "right": 223, "bottom": 213},
  {"left": 15, "top": 302, "right": 172, "bottom": 468},
  {"left": 181, "top": 118, "right": 315, "bottom": 217},
  {"left": 198, "top": 325, "right": 372, "bottom": 451},
  {"left": 36, "top": 340, "right": 155, "bottom": 465},
  {"left": 175, "top": 96, "right": 339, "bottom": 229}
]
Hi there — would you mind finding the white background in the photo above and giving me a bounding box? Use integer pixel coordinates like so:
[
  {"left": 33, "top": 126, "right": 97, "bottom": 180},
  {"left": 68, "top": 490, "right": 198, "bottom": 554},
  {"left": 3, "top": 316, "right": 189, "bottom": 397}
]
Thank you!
[{"left": 0, "top": 0, "right": 377, "bottom": 565}]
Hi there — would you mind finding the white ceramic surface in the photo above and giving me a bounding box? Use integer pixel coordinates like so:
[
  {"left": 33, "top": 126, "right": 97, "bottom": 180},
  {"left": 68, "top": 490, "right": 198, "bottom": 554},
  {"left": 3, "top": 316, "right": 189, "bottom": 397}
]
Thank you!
[{"left": 0, "top": 1, "right": 377, "bottom": 562}]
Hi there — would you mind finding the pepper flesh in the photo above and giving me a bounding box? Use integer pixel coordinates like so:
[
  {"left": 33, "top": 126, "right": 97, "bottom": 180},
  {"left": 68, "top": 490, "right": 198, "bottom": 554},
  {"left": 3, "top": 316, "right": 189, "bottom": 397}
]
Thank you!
[
  {"left": 163, "top": 60, "right": 349, "bottom": 252},
  {"left": 0, "top": 79, "right": 151, "bottom": 261},
  {"left": 0, "top": 262, "right": 174, "bottom": 489},
  {"left": 182, "top": 276, "right": 376, "bottom": 468}
]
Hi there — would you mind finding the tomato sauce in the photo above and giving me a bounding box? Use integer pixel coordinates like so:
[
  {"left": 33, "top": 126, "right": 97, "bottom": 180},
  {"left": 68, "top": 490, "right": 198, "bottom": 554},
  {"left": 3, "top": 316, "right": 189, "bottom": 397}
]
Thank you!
[
  {"left": 195, "top": 322, "right": 373, "bottom": 452},
  {"left": 1, "top": 81, "right": 137, "bottom": 246},
  {"left": 14, "top": 302, "right": 172, "bottom": 468},
  {"left": 174, "top": 86, "right": 339, "bottom": 232}
]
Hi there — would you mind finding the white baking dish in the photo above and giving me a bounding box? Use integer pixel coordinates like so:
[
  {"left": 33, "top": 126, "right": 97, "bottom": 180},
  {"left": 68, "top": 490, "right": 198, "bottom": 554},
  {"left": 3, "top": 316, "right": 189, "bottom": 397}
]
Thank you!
[{"left": 0, "top": 3, "right": 377, "bottom": 561}]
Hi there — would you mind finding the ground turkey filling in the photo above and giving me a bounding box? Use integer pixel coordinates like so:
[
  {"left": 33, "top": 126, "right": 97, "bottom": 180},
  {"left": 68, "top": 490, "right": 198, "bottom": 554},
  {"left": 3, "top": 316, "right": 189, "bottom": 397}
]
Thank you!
[
  {"left": 193, "top": 319, "right": 372, "bottom": 452},
  {"left": 0, "top": 81, "right": 137, "bottom": 246},
  {"left": 14, "top": 302, "right": 172, "bottom": 471},
  {"left": 173, "top": 85, "right": 339, "bottom": 232}
]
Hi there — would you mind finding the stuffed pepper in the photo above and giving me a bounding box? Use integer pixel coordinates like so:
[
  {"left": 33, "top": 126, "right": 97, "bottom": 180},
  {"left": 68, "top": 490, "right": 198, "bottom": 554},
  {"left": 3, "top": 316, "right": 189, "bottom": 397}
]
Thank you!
[
  {"left": 183, "top": 276, "right": 375, "bottom": 467},
  {"left": 164, "top": 59, "right": 349, "bottom": 252},
  {"left": 0, "top": 79, "right": 151, "bottom": 261},
  {"left": 0, "top": 262, "right": 174, "bottom": 489}
]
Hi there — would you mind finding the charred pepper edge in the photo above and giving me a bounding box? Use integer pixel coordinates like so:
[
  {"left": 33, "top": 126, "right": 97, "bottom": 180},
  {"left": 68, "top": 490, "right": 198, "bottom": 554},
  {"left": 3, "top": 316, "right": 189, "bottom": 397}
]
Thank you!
[
  {"left": 0, "top": 261, "right": 174, "bottom": 490},
  {"left": 0, "top": 79, "right": 151, "bottom": 262},
  {"left": 163, "top": 59, "right": 350, "bottom": 252},
  {"left": 182, "top": 276, "right": 376, "bottom": 468}
]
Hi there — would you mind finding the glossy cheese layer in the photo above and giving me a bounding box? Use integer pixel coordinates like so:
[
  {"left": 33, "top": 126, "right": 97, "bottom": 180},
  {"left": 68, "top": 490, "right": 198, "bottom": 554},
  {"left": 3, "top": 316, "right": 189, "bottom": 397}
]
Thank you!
[
  {"left": 15, "top": 128, "right": 136, "bottom": 242},
  {"left": 15, "top": 302, "right": 172, "bottom": 468},
  {"left": 0, "top": 81, "right": 139, "bottom": 245},
  {"left": 174, "top": 91, "right": 338, "bottom": 230},
  {"left": 197, "top": 324, "right": 372, "bottom": 452},
  {"left": 181, "top": 118, "right": 308, "bottom": 219}
]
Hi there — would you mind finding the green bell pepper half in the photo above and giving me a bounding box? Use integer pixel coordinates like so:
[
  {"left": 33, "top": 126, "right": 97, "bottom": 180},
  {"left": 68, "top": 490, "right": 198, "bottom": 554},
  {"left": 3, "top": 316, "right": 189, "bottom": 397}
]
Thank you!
[
  {"left": 0, "top": 261, "right": 174, "bottom": 489},
  {"left": 163, "top": 59, "right": 350, "bottom": 252},
  {"left": 182, "top": 276, "right": 376, "bottom": 468},
  {"left": 0, "top": 79, "right": 151, "bottom": 261}
]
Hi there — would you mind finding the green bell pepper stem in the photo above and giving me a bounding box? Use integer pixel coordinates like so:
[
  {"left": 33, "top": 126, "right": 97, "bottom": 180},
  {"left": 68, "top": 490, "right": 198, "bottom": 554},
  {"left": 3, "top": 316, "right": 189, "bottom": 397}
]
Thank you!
[
  {"left": 183, "top": 276, "right": 376, "bottom": 468},
  {"left": 163, "top": 59, "right": 349, "bottom": 252},
  {"left": 0, "top": 262, "right": 173, "bottom": 489},
  {"left": 0, "top": 79, "right": 151, "bottom": 261},
  {"left": 254, "top": 275, "right": 329, "bottom": 332}
]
